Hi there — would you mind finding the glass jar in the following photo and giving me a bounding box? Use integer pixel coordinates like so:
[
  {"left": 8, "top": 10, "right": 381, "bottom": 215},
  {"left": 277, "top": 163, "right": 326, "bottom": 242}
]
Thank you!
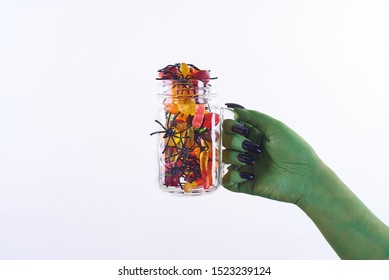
[{"left": 151, "top": 79, "right": 222, "bottom": 196}]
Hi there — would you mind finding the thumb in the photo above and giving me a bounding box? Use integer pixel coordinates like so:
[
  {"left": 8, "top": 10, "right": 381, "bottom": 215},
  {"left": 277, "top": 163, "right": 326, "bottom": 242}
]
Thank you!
[{"left": 234, "top": 108, "right": 283, "bottom": 134}]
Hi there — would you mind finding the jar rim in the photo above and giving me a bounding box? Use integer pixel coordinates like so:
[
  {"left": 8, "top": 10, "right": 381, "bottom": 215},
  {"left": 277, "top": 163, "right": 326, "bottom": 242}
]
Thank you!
[
  {"left": 156, "top": 79, "right": 216, "bottom": 85},
  {"left": 157, "top": 92, "right": 217, "bottom": 98}
]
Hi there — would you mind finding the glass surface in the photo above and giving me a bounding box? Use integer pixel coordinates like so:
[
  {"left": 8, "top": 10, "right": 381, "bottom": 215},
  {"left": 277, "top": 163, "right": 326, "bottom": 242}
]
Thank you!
[{"left": 152, "top": 81, "right": 222, "bottom": 196}]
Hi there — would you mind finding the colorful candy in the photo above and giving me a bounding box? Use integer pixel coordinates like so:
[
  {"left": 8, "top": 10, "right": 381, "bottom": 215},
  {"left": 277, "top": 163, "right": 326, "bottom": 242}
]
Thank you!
[
  {"left": 192, "top": 104, "right": 205, "bottom": 128},
  {"left": 151, "top": 63, "right": 220, "bottom": 193}
]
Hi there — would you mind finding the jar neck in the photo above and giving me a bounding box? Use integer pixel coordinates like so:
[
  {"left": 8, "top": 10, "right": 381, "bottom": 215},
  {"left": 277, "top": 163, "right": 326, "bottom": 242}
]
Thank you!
[
  {"left": 157, "top": 80, "right": 216, "bottom": 103},
  {"left": 160, "top": 95, "right": 213, "bottom": 105}
]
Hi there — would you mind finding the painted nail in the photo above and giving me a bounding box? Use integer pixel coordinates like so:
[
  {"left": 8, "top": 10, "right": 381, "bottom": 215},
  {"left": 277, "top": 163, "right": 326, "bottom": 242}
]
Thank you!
[
  {"left": 237, "top": 153, "right": 255, "bottom": 165},
  {"left": 239, "top": 172, "right": 255, "bottom": 181},
  {"left": 242, "top": 140, "right": 261, "bottom": 154},
  {"left": 225, "top": 103, "right": 245, "bottom": 109},
  {"left": 232, "top": 124, "right": 249, "bottom": 137}
]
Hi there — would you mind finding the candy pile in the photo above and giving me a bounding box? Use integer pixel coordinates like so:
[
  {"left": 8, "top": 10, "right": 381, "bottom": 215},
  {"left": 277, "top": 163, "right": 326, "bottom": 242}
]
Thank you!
[{"left": 151, "top": 63, "right": 220, "bottom": 193}]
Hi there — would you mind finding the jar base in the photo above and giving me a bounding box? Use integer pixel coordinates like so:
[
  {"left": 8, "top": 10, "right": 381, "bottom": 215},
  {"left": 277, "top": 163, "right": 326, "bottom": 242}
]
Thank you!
[{"left": 159, "top": 185, "right": 219, "bottom": 196}]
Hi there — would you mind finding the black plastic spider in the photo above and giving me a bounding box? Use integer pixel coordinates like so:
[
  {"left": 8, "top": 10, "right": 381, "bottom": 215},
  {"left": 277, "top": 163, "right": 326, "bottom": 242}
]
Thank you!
[
  {"left": 164, "top": 156, "right": 186, "bottom": 188},
  {"left": 165, "top": 139, "right": 195, "bottom": 161},
  {"left": 157, "top": 63, "right": 199, "bottom": 80},
  {"left": 150, "top": 112, "right": 191, "bottom": 154},
  {"left": 182, "top": 154, "right": 201, "bottom": 183},
  {"left": 164, "top": 151, "right": 201, "bottom": 187}
]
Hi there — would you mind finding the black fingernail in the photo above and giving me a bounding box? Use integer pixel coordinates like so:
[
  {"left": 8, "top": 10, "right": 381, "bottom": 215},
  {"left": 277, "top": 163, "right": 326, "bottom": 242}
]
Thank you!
[
  {"left": 242, "top": 140, "right": 261, "bottom": 154},
  {"left": 239, "top": 172, "right": 255, "bottom": 180},
  {"left": 225, "top": 103, "right": 245, "bottom": 109},
  {"left": 232, "top": 124, "right": 249, "bottom": 137},
  {"left": 237, "top": 153, "right": 255, "bottom": 165}
]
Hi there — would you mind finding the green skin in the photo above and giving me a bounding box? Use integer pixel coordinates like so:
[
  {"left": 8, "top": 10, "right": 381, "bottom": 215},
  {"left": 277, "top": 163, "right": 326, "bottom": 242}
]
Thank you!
[{"left": 222, "top": 108, "right": 389, "bottom": 259}]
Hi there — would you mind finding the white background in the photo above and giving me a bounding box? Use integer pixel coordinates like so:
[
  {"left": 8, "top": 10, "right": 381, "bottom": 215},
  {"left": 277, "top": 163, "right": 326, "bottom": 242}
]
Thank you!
[{"left": 0, "top": 0, "right": 388, "bottom": 259}]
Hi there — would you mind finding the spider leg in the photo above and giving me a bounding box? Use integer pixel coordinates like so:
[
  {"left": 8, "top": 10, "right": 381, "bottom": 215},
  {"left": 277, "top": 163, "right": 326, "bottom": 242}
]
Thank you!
[
  {"left": 177, "top": 63, "right": 182, "bottom": 74},
  {"left": 154, "top": 119, "right": 168, "bottom": 130},
  {"left": 177, "top": 125, "right": 192, "bottom": 134},
  {"left": 178, "top": 180, "right": 183, "bottom": 189},
  {"left": 167, "top": 157, "right": 173, "bottom": 168},
  {"left": 204, "top": 139, "right": 209, "bottom": 150},
  {"left": 187, "top": 63, "right": 200, "bottom": 71},
  {"left": 171, "top": 111, "right": 180, "bottom": 123},
  {"left": 170, "top": 135, "right": 179, "bottom": 150},
  {"left": 166, "top": 112, "right": 173, "bottom": 123},
  {"left": 157, "top": 64, "right": 176, "bottom": 72},
  {"left": 161, "top": 143, "right": 168, "bottom": 154},
  {"left": 150, "top": 130, "right": 165, "bottom": 136}
]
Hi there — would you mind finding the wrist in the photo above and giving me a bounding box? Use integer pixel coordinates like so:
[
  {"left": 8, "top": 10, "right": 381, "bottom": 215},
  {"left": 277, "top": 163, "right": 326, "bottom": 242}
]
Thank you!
[{"left": 296, "top": 161, "right": 344, "bottom": 211}]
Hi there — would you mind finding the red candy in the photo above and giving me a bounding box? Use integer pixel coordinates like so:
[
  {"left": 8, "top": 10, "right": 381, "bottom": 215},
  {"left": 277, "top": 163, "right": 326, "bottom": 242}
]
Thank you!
[
  {"left": 165, "top": 175, "right": 179, "bottom": 187},
  {"left": 192, "top": 70, "right": 210, "bottom": 84},
  {"left": 192, "top": 104, "right": 205, "bottom": 128},
  {"left": 202, "top": 113, "right": 220, "bottom": 129}
]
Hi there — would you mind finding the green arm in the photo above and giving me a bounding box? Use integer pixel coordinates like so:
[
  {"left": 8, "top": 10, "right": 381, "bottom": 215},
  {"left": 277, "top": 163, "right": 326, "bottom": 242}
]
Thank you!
[{"left": 298, "top": 165, "right": 389, "bottom": 259}]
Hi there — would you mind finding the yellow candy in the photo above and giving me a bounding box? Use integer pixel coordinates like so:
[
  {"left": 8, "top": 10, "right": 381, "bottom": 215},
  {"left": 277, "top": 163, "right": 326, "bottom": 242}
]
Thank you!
[
  {"left": 183, "top": 181, "right": 198, "bottom": 192},
  {"left": 186, "top": 127, "right": 195, "bottom": 147},
  {"left": 178, "top": 102, "right": 196, "bottom": 115},
  {"left": 180, "top": 62, "right": 190, "bottom": 77}
]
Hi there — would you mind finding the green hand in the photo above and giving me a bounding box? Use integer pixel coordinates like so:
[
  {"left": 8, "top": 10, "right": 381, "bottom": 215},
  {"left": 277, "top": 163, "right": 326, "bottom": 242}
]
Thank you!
[
  {"left": 222, "top": 108, "right": 389, "bottom": 259},
  {"left": 222, "top": 108, "right": 323, "bottom": 204}
]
